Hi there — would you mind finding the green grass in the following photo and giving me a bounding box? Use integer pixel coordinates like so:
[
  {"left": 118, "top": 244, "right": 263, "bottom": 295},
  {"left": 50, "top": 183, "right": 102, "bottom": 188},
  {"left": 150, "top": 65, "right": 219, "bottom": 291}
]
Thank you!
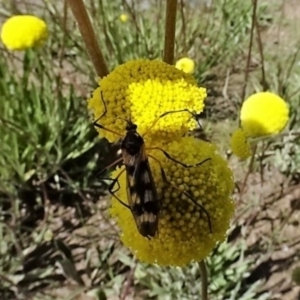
[{"left": 1, "top": 0, "right": 300, "bottom": 299}]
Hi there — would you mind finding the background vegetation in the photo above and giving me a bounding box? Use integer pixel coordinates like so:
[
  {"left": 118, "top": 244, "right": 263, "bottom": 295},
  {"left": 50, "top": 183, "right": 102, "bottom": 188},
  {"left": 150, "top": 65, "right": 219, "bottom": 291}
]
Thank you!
[{"left": 0, "top": 0, "right": 299, "bottom": 299}]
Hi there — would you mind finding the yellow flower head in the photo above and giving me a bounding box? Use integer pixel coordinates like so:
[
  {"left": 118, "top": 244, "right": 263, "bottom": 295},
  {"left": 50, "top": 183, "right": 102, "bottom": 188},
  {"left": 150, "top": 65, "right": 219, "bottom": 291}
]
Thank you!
[
  {"left": 240, "top": 92, "right": 289, "bottom": 138},
  {"left": 230, "top": 128, "right": 252, "bottom": 160},
  {"left": 1, "top": 15, "right": 48, "bottom": 50},
  {"left": 175, "top": 57, "right": 195, "bottom": 74},
  {"left": 88, "top": 59, "right": 206, "bottom": 145},
  {"left": 110, "top": 137, "right": 235, "bottom": 267},
  {"left": 119, "top": 13, "right": 129, "bottom": 23}
]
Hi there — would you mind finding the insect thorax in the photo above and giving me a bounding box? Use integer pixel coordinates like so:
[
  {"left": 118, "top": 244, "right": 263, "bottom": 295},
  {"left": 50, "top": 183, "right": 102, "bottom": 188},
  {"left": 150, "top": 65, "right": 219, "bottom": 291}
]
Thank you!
[{"left": 121, "top": 131, "right": 144, "bottom": 156}]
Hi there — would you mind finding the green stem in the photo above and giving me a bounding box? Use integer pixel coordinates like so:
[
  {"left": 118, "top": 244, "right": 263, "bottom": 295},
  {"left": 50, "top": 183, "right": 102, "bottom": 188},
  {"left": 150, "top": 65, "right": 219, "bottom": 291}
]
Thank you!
[
  {"left": 241, "top": 0, "right": 257, "bottom": 106},
  {"left": 240, "top": 143, "right": 257, "bottom": 199},
  {"left": 199, "top": 260, "right": 208, "bottom": 300},
  {"left": 163, "top": 0, "right": 178, "bottom": 65},
  {"left": 67, "top": 0, "right": 109, "bottom": 77}
]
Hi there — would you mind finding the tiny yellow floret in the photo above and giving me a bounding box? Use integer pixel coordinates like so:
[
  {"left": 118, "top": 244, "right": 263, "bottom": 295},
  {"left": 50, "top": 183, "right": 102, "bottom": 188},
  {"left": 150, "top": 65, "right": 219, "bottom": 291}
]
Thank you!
[
  {"left": 230, "top": 128, "right": 252, "bottom": 160},
  {"left": 1, "top": 15, "right": 48, "bottom": 50},
  {"left": 175, "top": 57, "right": 195, "bottom": 74},
  {"left": 240, "top": 92, "right": 289, "bottom": 137}
]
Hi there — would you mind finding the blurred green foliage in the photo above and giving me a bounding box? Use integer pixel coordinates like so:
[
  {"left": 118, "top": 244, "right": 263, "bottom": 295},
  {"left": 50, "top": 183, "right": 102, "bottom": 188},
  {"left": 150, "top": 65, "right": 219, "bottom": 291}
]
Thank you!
[{"left": 0, "top": 49, "right": 96, "bottom": 193}]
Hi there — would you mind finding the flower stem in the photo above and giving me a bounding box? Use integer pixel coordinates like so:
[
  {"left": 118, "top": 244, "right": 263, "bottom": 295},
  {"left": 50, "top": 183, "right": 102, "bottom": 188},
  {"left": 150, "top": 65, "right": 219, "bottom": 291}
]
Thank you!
[
  {"left": 241, "top": 0, "right": 256, "bottom": 104},
  {"left": 199, "top": 260, "right": 208, "bottom": 300},
  {"left": 67, "top": 0, "right": 109, "bottom": 78},
  {"left": 163, "top": 0, "right": 178, "bottom": 65},
  {"left": 238, "top": 143, "right": 258, "bottom": 202}
]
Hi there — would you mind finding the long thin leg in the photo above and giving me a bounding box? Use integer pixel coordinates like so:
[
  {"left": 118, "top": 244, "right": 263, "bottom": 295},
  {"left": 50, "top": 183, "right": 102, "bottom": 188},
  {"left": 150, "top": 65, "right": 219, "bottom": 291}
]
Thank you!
[
  {"left": 143, "top": 108, "right": 202, "bottom": 137},
  {"left": 93, "top": 91, "right": 123, "bottom": 137},
  {"left": 101, "top": 176, "right": 121, "bottom": 193},
  {"left": 148, "top": 154, "right": 212, "bottom": 233},
  {"left": 97, "top": 157, "right": 123, "bottom": 177},
  {"left": 148, "top": 147, "right": 211, "bottom": 168},
  {"left": 104, "top": 169, "right": 130, "bottom": 209},
  {"left": 94, "top": 90, "right": 108, "bottom": 123},
  {"left": 94, "top": 122, "right": 123, "bottom": 137}
]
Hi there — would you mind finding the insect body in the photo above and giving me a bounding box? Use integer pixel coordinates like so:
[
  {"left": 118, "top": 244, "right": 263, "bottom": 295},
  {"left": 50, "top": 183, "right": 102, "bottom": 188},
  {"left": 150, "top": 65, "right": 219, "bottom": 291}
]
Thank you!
[
  {"left": 95, "top": 111, "right": 160, "bottom": 238},
  {"left": 121, "top": 121, "right": 160, "bottom": 238},
  {"left": 94, "top": 92, "right": 211, "bottom": 237}
]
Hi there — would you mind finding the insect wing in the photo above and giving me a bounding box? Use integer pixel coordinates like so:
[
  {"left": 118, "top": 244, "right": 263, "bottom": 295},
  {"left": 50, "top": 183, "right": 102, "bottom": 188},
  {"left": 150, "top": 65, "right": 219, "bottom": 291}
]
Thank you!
[{"left": 125, "top": 153, "right": 160, "bottom": 238}]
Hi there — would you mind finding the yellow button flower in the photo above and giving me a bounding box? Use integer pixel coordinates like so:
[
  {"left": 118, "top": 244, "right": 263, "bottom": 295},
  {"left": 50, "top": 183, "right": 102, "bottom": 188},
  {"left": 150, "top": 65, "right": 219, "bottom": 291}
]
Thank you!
[
  {"left": 1, "top": 15, "right": 48, "bottom": 50},
  {"left": 110, "top": 136, "right": 234, "bottom": 267},
  {"left": 230, "top": 128, "right": 252, "bottom": 160},
  {"left": 119, "top": 13, "right": 129, "bottom": 23},
  {"left": 175, "top": 57, "right": 195, "bottom": 74},
  {"left": 240, "top": 92, "right": 289, "bottom": 138},
  {"left": 88, "top": 59, "right": 206, "bottom": 145}
]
